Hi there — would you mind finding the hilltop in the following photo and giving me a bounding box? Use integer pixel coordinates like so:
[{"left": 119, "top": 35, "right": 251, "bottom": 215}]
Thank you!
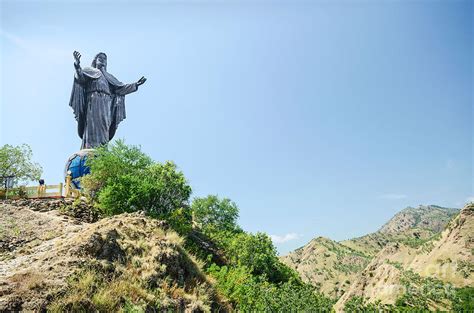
[
  {"left": 281, "top": 204, "right": 472, "bottom": 310},
  {"left": 378, "top": 205, "right": 459, "bottom": 234},
  {"left": 340, "top": 205, "right": 459, "bottom": 257}
]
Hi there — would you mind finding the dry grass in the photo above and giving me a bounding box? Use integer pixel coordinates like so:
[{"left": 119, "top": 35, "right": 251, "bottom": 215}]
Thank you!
[
  {"left": 0, "top": 203, "right": 227, "bottom": 312},
  {"left": 41, "top": 230, "right": 58, "bottom": 241},
  {"left": 165, "top": 230, "right": 184, "bottom": 245},
  {"left": 46, "top": 213, "right": 226, "bottom": 312},
  {"left": 10, "top": 270, "right": 45, "bottom": 291}
]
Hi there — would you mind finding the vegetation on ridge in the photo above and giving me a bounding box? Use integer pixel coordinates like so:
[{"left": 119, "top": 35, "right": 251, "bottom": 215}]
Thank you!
[{"left": 57, "top": 140, "right": 334, "bottom": 311}]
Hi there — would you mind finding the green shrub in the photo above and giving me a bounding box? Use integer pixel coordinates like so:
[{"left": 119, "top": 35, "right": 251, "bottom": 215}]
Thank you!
[
  {"left": 227, "top": 232, "right": 276, "bottom": 276},
  {"left": 225, "top": 231, "right": 300, "bottom": 284},
  {"left": 163, "top": 207, "right": 193, "bottom": 236},
  {"left": 82, "top": 140, "right": 191, "bottom": 216},
  {"left": 208, "top": 264, "right": 334, "bottom": 311},
  {"left": 189, "top": 195, "right": 300, "bottom": 284}
]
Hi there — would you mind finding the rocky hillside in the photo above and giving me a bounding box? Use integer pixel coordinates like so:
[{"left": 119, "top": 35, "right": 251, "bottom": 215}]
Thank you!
[
  {"left": 280, "top": 237, "right": 370, "bottom": 297},
  {"left": 409, "top": 204, "right": 474, "bottom": 286},
  {"left": 281, "top": 204, "right": 462, "bottom": 301},
  {"left": 0, "top": 200, "right": 228, "bottom": 312},
  {"left": 334, "top": 203, "right": 473, "bottom": 311}
]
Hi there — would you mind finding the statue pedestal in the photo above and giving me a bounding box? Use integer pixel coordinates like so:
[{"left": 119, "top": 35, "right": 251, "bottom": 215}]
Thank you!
[{"left": 64, "top": 149, "right": 95, "bottom": 189}]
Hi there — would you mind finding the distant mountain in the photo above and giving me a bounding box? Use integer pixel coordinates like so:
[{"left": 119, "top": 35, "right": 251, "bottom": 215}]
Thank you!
[
  {"left": 335, "top": 203, "right": 473, "bottom": 311},
  {"left": 281, "top": 204, "right": 462, "bottom": 301},
  {"left": 378, "top": 205, "right": 459, "bottom": 234},
  {"left": 340, "top": 205, "right": 459, "bottom": 257}
]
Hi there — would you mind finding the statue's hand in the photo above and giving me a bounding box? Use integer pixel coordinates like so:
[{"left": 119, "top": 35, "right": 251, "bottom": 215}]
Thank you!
[
  {"left": 137, "top": 76, "right": 147, "bottom": 86},
  {"left": 73, "top": 51, "right": 81, "bottom": 66}
]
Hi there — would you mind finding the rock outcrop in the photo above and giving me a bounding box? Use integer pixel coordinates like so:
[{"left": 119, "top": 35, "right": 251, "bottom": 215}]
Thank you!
[{"left": 0, "top": 201, "right": 227, "bottom": 312}]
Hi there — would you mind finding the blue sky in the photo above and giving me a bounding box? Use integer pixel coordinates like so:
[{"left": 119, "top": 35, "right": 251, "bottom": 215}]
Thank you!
[{"left": 1, "top": 0, "right": 472, "bottom": 254}]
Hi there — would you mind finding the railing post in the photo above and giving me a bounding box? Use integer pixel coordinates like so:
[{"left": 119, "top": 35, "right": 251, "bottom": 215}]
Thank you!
[
  {"left": 65, "top": 174, "right": 72, "bottom": 198},
  {"left": 59, "top": 183, "right": 63, "bottom": 197}
]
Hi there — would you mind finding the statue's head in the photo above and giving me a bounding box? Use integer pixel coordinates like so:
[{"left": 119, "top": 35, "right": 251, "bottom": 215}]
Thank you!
[{"left": 92, "top": 52, "right": 107, "bottom": 70}]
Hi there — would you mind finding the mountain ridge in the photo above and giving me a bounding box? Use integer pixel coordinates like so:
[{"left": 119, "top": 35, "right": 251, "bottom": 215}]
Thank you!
[
  {"left": 334, "top": 203, "right": 473, "bottom": 311},
  {"left": 281, "top": 204, "right": 468, "bottom": 306},
  {"left": 339, "top": 204, "right": 459, "bottom": 257},
  {"left": 377, "top": 204, "right": 459, "bottom": 234}
]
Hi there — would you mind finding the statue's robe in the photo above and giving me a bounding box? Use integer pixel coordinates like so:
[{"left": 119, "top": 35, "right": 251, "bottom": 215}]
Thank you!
[{"left": 69, "top": 66, "right": 137, "bottom": 149}]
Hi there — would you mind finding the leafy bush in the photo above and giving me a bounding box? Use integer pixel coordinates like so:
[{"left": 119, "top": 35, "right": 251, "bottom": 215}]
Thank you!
[
  {"left": 82, "top": 140, "right": 191, "bottom": 216},
  {"left": 227, "top": 232, "right": 276, "bottom": 275},
  {"left": 163, "top": 207, "right": 193, "bottom": 236}
]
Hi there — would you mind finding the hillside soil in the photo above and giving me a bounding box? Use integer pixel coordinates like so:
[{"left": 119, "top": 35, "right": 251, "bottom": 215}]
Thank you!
[{"left": 0, "top": 200, "right": 228, "bottom": 312}]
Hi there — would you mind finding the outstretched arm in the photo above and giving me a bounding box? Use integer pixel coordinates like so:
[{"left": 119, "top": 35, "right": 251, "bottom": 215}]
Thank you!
[
  {"left": 73, "top": 51, "right": 86, "bottom": 84},
  {"left": 114, "top": 76, "right": 146, "bottom": 96}
]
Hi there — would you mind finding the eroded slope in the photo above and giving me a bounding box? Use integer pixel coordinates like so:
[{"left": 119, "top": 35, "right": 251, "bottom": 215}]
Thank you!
[{"left": 0, "top": 201, "right": 227, "bottom": 312}]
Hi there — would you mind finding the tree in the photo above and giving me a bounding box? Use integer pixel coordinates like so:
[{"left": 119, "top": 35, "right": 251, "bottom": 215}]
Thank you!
[
  {"left": 225, "top": 232, "right": 301, "bottom": 284},
  {"left": 190, "top": 195, "right": 299, "bottom": 284},
  {"left": 82, "top": 140, "right": 192, "bottom": 216},
  {"left": 0, "top": 144, "right": 42, "bottom": 187},
  {"left": 192, "top": 195, "right": 240, "bottom": 234}
]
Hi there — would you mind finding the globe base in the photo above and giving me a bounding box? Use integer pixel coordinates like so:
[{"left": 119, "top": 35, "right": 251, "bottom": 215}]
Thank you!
[{"left": 64, "top": 149, "right": 95, "bottom": 189}]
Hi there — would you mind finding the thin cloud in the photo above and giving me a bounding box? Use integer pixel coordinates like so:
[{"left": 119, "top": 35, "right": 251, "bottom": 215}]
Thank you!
[
  {"left": 466, "top": 196, "right": 474, "bottom": 203},
  {"left": 446, "top": 159, "right": 455, "bottom": 169},
  {"left": 379, "top": 194, "right": 408, "bottom": 200},
  {"left": 0, "top": 28, "right": 70, "bottom": 59},
  {"left": 0, "top": 29, "right": 29, "bottom": 49},
  {"left": 270, "top": 233, "right": 300, "bottom": 244}
]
